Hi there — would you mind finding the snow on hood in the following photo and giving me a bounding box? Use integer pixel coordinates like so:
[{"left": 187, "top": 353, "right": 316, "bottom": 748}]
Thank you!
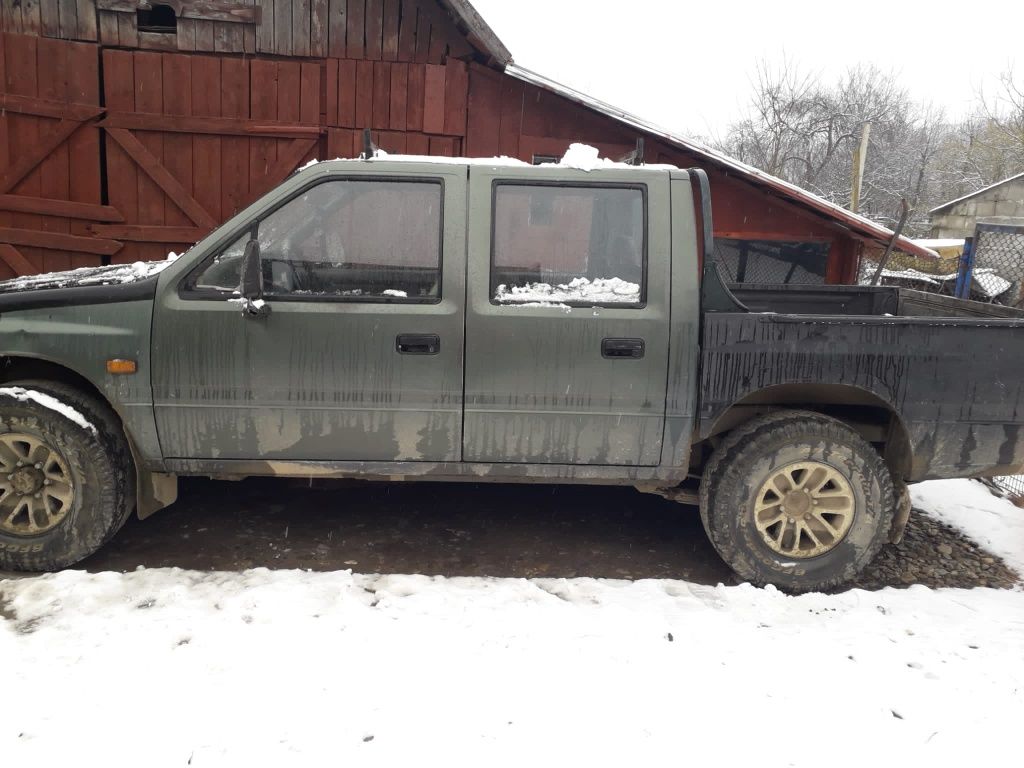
[{"left": 0, "top": 259, "right": 172, "bottom": 294}]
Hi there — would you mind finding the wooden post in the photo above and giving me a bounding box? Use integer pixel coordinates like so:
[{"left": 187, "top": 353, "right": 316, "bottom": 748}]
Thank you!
[{"left": 850, "top": 122, "right": 871, "bottom": 214}]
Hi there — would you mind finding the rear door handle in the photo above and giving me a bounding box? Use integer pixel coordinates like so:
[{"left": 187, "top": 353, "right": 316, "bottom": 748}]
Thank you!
[
  {"left": 601, "top": 338, "right": 645, "bottom": 359},
  {"left": 396, "top": 333, "right": 440, "bottom": 355}
]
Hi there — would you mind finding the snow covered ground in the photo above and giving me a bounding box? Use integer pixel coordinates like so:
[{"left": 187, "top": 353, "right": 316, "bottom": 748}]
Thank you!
[{"left": 2, "top": 479, "right": 1022, "bottom": 768}]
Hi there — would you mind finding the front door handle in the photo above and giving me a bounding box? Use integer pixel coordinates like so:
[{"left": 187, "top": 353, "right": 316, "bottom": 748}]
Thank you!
[
  {"left": 601, "top": 338, "right": 645, "bottom": 359},
  {"left": 396, "top": 333, "right": 441, "bottom": 355}
]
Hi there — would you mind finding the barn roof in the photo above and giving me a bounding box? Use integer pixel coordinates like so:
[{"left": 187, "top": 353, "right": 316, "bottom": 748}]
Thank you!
[
  {"left": 505, "top": 64, "right": 937, "bottom": 260},
  {"left": 439, "top": 0, "right": 513, "bottom": 66},
  {"left": 929, "top": 172, "right": 1024, "bottom": 215}
]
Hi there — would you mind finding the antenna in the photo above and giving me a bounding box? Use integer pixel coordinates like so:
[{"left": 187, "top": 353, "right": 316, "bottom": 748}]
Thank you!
[
  {"left": 361, "top": 128, "right": 378, "bottom": 160},
  {"left": 617, "top": 137, "right": 645, "bottom": 166}
]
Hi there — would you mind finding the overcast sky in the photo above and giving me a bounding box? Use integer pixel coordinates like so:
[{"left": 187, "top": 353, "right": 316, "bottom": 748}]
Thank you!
[{"left": 471, "top": 0, "right": 1021, "bottom": 140}]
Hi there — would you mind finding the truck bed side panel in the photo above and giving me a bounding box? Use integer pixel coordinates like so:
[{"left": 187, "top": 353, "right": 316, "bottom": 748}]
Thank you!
[{"left": 700, "top": 314, "right": 1024, "bottom": 480}]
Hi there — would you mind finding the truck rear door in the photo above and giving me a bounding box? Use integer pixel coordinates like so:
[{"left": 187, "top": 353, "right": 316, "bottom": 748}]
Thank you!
[{"left": 462, "top": 165, "right": 671, "bottom": 465}]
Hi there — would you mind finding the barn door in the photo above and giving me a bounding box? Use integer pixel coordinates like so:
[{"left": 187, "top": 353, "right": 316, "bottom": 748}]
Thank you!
[
  {"left": 0, "top": 33, "right": 123, "bottom": 279},
  {"left": 97, "top": 50, "right": 323, "bottom": 264}
]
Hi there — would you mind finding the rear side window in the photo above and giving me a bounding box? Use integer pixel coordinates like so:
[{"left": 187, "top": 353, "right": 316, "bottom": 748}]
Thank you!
[
  {"left": 491, "top": 183, "right": 646, "bottom": 307},
  {"left": 191, "top": 178, "right": 443, "bottom": 302}
]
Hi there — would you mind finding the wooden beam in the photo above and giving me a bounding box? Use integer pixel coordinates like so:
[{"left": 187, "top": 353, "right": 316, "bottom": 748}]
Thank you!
[
  {"left": 0, "top": 244, "right": 38, "bottom": 277},
  {"left": 0, "top": 93, "right": 104, "bottom": 122},
  {"left": 0, "top": 195, "right": 125, "bottom": 222},
  {"left": 713, "top": 231, "right": 833, "bottom": 243},
  {"left": 100, "top": 112, "right": 323, "bottom": 138},
  {"left": 89, "top": 224, "right": 208, "bottom": 242},
  {"left": 0, "top": 119, "right": 88, "bottom": 195},
  {"left": 0, "top": 227, "right": 123, "bottom": 256},
  {"left": 105, "top": 128, "right": 218, "bottom": 229},
  {"left": 95, "top": 0, "right": 261, "bottom": 24}
]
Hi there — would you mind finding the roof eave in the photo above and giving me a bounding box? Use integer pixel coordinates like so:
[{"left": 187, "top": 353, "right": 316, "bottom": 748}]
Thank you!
[{"left": 438, "top": 0, "right": 513, "bottom": 67}]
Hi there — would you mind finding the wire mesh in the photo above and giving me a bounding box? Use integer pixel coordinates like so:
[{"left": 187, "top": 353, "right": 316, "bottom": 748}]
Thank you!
[
  {"left": 968, "top": 223, "right": 1024, "bottom": 307},
  {"left": 993, "top": 475, "right": 1024, "bottom": 499},
  {"left": 859, "top": 221, "right": 1024, "bottom": 305},
  {"left": 713, "top": 239, "right": 829, "bottom": 285}
]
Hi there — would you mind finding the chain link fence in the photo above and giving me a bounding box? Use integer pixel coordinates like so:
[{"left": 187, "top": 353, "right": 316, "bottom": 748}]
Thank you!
[
  {"left": 993, "top": 475, "right": 1024, "bottom": 500},
  {"left": 964, "top": 222, "right": 1024, "bottom": 306},
  {"left": 860, "top": 220, "right": 1024, "bottom": 306}
]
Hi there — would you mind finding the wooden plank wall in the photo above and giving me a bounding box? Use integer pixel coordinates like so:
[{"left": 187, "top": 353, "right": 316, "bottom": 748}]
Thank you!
[
  {"left": 323, "top": 56, "right": 466, "bottom": 158},
  {"left": 101, "top": 49, "right": 321, "bottom": 263},
  {"left": 0, "top": 32, "right": 105, "bottom": 278},
  {"left": 1, "top": 1, "right": 98, "bottom": 41},
  {"left": 87, "top": 0, "right": 471, "bottom": 59}
]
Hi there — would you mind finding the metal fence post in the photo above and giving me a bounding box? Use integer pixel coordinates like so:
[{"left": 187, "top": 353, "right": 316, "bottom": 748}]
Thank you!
[{"left": 955, "top": 237, "right": 975, "bottom": 299}]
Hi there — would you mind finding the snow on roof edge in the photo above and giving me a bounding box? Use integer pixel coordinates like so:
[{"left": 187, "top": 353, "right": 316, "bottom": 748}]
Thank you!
[
  {"left": 928, "top": 172, "right": 1024, "bottom": 215},
  {"left": 504, "top": 64, "right": 938, "bottom": 260}
]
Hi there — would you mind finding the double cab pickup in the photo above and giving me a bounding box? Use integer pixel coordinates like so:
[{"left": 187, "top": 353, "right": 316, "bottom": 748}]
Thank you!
[{"left": 1, "top": 156, "right": 1022, "bottom": 591}]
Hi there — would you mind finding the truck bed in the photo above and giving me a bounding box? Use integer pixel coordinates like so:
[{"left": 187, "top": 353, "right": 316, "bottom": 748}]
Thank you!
[{"left": 699, "top": 283, "right": 1024, "bottom": 481}]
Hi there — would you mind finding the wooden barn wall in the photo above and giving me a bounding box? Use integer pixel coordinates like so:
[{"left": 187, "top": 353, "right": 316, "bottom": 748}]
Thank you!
[
  {"left": 1, "top": 0, "right": 865, "bottom": 281},
  {"left": 0, "top": 32, "right": 110, "bottom": 277}
]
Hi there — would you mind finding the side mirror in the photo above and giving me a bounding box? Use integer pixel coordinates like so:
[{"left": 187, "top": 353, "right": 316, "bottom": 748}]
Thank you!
[{"left": 238, "top": 238, "right": 270, "bottom": 317}]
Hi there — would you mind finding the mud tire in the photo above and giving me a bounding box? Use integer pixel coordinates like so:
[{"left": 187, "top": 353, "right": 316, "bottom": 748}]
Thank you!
[
  {"left": 700, "top": 410, "right": 894, "bottom": 593},
  {"left": 0, "top": 381, "right": 134, "bottom": 571}
]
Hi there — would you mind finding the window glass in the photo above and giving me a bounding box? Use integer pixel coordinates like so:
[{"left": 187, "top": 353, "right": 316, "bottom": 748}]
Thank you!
[
  {"left": 194, "top": 179, "right": 443, "bottom": 300},
  {"left": 194, "top": 233, "right": 246, "bottom": 291},
  {"left": 713, "top": 239, "right": 829, "bottom": 285},
  {"left": 491, "top": 184, "right": 645, "bottom": 306}
]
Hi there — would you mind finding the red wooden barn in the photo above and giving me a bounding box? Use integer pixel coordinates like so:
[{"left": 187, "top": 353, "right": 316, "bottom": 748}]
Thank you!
[{"left": 0, "top": 0, "right": 934, "bottom": 280}]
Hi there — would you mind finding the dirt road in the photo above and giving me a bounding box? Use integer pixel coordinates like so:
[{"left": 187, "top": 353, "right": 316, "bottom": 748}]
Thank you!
[{"left": 71, "top": 478, "right": 1018, "bottom": 590}]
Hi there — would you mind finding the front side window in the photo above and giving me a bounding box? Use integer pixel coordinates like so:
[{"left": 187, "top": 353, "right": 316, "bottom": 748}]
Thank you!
[
  {"left": 192, "top": 179, "right": 443, "bottom": 301},
  {"left": 491, "top": 183, "right": 646, "bottom": 307}
]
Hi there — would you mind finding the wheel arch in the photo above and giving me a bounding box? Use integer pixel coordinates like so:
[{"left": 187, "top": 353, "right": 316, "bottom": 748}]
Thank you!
[
  {"left": 0, "top": 353, "right": 176, "bottom": 518},
  {"left": 701, "top": 383, "right": 914, "bottom": 480}
]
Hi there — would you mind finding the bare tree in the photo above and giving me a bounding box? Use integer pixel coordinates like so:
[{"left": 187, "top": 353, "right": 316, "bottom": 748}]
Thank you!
[{"left": 716, "top": 62, "right": 1024, "bottom": 236}]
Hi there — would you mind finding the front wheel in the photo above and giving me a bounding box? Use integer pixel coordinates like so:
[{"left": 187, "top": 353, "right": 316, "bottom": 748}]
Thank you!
[
  {"left": 700, "top": 410, "right": 894, "bottom": 593},
  {"left": 0, "top": 382, "right": 134, "bottom": 571}
]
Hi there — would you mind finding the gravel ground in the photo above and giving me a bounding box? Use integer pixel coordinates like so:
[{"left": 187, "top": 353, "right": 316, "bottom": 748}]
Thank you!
[
  {"left": 851, "top": 510, "right": 1019, "bottom": 590},
  {"left": 61, "top": 478, "right": 1020, "bottom": 592}
]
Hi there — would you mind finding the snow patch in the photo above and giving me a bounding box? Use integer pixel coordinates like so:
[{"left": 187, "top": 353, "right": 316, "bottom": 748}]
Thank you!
[
  {"left": 912, "top": 479, "right": 1024, "bottom": 578},
  {"left": 0, "top": 568, "right": 1021, "bottom": 765},
  {"left": 298, "top": 143, "right": 674, "bottom": 171},
  {"left": 495, "top": 277, "right": 640, "bottom": 305},
  {"left": 0, "top": 386, "right": 96, "bottom": 435}
]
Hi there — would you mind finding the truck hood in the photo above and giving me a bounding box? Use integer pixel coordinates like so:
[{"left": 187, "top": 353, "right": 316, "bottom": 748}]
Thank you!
[
  {"left": 0, "top": 260, "right": 171, "bottom": 294},
  {"left": 0, "top": 260, "right": 172, "bottom": 312}
]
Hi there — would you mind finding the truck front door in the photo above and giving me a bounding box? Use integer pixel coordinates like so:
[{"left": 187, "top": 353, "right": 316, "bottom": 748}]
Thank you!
[
  {"left": 151, "top": 164, "right": 466, "bottom": 463},
  {"left": 462, "top": 166, "right": 671, "bottom": 465}
]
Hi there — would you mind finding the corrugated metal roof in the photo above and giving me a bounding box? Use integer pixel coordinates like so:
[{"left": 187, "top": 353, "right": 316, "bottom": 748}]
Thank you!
[
  {"left": 929, "top": 172, "right": 1024, "bottom": 214},
  {"left": 504, "top": 64, "right": 938, "bottom": 261}
]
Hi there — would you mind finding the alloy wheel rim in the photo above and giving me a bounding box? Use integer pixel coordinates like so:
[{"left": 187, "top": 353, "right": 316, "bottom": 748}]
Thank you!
[
  {"left": 0, "top": 433, "right": 75, "bottom": 536},
  {"left": 753, "top": 461, "right": 855, "bottom": 558}
]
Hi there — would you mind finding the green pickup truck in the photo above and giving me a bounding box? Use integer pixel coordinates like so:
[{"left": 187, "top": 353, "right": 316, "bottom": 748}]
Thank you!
[{"left": 1, "top": 157, "right": 1022, "bottom": 591}]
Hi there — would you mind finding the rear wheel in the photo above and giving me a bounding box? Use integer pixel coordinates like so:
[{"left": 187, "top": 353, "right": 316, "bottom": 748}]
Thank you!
[
  {"left": 700, "top": 410, "right": 894, "bottom": 593},
  {"left": 0, "top": 382, "right": 134, "bottom": 571}
]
